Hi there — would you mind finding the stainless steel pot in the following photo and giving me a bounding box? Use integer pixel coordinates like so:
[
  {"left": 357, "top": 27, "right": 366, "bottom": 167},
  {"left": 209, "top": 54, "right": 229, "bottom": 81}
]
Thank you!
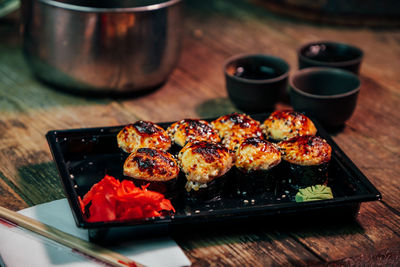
[{"left": 21, "top": 0, "right": 183, "bottom": 93}]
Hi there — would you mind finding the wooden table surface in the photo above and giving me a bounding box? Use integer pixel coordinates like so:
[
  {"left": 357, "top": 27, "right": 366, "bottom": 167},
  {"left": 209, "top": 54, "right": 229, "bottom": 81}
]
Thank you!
[{"left": 1, "top": 0, "right": 400, "bottom": 266}]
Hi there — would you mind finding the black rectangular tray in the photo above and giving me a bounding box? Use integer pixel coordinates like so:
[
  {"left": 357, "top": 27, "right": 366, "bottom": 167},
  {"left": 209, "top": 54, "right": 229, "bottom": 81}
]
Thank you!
[{"left": 46, "top": 114, "right": 381, "bottom": 242}]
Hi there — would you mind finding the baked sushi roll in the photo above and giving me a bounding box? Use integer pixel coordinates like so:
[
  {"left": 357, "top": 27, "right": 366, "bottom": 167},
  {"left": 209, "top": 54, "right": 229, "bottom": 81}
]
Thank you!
[
  {"left": 221, "top": 131, "right": 260, "bottom": 152},
  {"left": 278, "top": 135, "right": 332, "bottom": 188},
  {"left": 178, "top": 141, "right": 234, "bottom": 199},
  {"left": 212, "top": 113, "right": 263, "bottom": 139},
  {"left": 123, "top": 148, "right": 180, "bottom": 197},
  {"left": 234, "top": 137, "right": 281, "bottom": 194},
  {"left": 167, "top": 119, "right": 220, "bottom": 147},
  {"left": 211, "top": 113, "right": 263, "bottom": 151},
  {"left": 235, "top": 137, "right": 281, "bottom": 172},
  {"left": 262, "top": 110, "right": 317, "bottom": 142},
  {"left": 117, "top": 121, "right": 171, "bottom": 153}
]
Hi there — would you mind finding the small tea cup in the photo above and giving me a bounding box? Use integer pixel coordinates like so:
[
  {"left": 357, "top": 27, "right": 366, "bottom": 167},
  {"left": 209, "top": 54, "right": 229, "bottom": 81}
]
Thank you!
[
  {"left": 298, "top": 41, "right": 363, "bottom": 74},
  {"left": 290, "top": 67, "right": 361, "bottom": 128},
  {"left": 224, "top": 54, "right": 290, "bottom": 112}
]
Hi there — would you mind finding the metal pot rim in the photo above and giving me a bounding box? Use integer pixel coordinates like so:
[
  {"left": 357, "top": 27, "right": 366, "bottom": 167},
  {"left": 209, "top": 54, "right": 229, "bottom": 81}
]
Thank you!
[{"left": 37, "top": 0, "right": 182, "bottom": 13}]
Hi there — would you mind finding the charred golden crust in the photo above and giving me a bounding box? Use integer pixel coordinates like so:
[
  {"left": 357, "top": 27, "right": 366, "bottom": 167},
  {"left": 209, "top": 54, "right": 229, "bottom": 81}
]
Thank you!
[
  {"left": 262, "top": 110, "right": 317, "bottom": 141},
  {"left": 178, "top": 141, "right": 234, "bottom": 185},
  {"left": 117, "top": 121, "right": 171, "bottom": 153},
  {"left": 212, "top": 113, "right": 263, "bottom": 151},
  {"left": 188, "top": 141, "right": 229, "bottom": 163},
  {"left": 278, "top": 135, "right": 331, "bottom": 166},
  {"left": 212, "top": 113, "right": 262, "bottom": 138},
  {"left": 167, "top": 119, "right": 221, "bottom": 147},
  {"left": 235, "top": 137, "right": 282, "bottom": 172},
  {"left": 123, "top": 148, "right": 179, "bottom": 181}
]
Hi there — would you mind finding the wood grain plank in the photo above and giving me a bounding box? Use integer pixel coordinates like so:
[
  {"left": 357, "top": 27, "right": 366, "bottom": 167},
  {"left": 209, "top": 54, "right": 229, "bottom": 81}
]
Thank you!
[
  {"left": 289, "top": 201, "right": 400, "bottom": 262},
  {"left": 0, "top": 173, "right": 28, "bottom": 210},
  {"left": 175, "top": 228, "right": 322, "bottom": 266},
  {"left": 1, "top": 0, "right": 400, "bottom": 266},
  {"left": 310, "top": 246, "right": 400, "bottom": 267}
]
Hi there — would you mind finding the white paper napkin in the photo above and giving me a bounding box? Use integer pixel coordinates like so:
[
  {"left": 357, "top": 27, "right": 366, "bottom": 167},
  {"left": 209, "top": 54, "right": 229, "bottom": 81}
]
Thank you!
[{"left": 0, "top": 199, "right": 191, "bottom": 267}]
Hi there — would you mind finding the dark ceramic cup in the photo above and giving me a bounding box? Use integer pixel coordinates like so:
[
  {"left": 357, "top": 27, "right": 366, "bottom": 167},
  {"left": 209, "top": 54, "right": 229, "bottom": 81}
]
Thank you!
[
  {"left": 298, "top": 41, "right": 363, "bottom": 74},
  {"left": 224, "top": 54, "right": 290, "bottom": 112},
  {"left": 290, "top": 67, "right": 361, "bottom": 128}
]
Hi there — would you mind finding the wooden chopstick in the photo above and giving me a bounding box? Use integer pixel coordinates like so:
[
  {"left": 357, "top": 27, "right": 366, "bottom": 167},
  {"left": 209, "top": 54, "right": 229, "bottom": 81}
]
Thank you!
[{"left": 0, "top": 206, "right": 145, "bottom": 267}]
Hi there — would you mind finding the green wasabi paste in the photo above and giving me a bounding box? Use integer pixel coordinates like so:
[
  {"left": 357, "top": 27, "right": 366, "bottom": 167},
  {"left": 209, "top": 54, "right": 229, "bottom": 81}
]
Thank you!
[{"left": 295, "top": 185, "right": 333, "bottom": 202}]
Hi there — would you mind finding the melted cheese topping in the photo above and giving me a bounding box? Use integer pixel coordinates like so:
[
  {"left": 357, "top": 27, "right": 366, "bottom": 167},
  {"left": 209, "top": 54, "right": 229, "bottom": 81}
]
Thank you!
[
  {"left": 278, "top": 135, "right": 331, "bottom": 166},
  {"left": 221, "top": 129, "right": 263, "bottom": 152},
  {"left": 212, "top": 113, "right": 263, "bottom": 151},
  {"left": 117, "top": 121, "right": 171, "bottom": 153},
  {"left": 262, "top": 110, "right": 317, "bottom": 141},
  {"left": 167, "top": 119, "right": 220, "bottom": 147},
  {"left": 235, "top": 137, "right": 281, "bottom": 172},
  {"left": 123, "top": 148, "right": 179, "bottom": 181},
  {"left": 178, "top": 141, "right": 234, "bottom": 187},
  {"left": 212, "top": 113, "right": 262, "bottom": 138}
]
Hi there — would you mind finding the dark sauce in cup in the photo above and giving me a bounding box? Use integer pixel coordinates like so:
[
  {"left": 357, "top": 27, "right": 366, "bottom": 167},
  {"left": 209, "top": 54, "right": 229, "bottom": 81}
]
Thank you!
[
  {"left": 303, "top": 44, "right": 359, "bottom": 63},
  {"left": 233, "top": 64, "right": 280, "bottom": 80}
]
